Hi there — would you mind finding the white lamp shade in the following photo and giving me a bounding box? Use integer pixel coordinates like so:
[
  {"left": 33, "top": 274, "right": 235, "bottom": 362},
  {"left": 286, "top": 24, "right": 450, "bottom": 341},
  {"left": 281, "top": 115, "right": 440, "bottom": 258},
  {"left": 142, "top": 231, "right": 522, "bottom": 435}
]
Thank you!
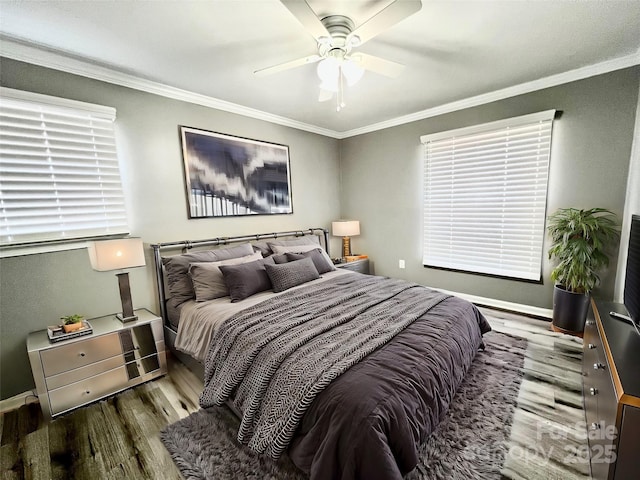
[
  {"left": 332, "top": 220, "right": 360, "bottom": 237},
  {"left": 317, "top": 57, "right": 365, "bottom": 91},
  {"left": 342, "top": 59, "right": 365, "bottom": 86},
  {"left": 88, "top": 238, "right": 146, "bottom": 271}
]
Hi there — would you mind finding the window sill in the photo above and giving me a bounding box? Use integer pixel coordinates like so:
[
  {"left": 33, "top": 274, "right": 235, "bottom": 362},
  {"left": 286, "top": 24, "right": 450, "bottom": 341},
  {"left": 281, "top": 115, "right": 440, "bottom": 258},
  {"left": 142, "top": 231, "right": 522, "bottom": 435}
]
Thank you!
[{"left": 1, "top": 241, "right": 90, "bottom": 258}]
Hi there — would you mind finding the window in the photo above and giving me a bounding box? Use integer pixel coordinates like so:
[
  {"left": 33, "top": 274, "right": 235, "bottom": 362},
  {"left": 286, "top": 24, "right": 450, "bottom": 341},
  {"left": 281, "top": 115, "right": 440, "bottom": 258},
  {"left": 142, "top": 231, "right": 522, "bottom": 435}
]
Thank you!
[
  {"left": 421, "top": 110, "right": 555, "bottom": 281},
  {"left": 0, "top": 88, "right": 128, "bottom": 247}
]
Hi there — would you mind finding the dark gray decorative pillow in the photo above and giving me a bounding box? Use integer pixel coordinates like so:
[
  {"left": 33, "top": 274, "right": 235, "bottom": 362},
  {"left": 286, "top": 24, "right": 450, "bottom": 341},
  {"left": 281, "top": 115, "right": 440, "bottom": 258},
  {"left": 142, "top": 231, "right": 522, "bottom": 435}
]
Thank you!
[
  {"left": 265, "top": 257, "right": 320, "bottom": 293},
  {"left": 285, "top": 248, "right": 335, "bottom": 274},
  {"left": 219, "top": 256, "right": 275, "bottom": 302},
  {"left": 161, "top": 243, "right": 254, "bottom": 305}
]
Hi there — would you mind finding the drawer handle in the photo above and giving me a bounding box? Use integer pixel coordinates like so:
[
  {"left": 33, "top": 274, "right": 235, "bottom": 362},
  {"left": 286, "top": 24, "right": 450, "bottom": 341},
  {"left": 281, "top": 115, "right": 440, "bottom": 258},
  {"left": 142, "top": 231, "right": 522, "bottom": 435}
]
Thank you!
[
  {"left": 79, "top": 352, "right": 86, "bottom": 357},
  {"left": 589, "top": 387, "right": 598, "bottom": 396},
  {"left": 588, "top": 343, "right": 596, "bottom": 349},
  {"left": 593, "top": 363, "right": 605, "bottom": 370},
  {"left": 590, "top": 422, "right": 601, "bottom": 431},
  {"left": 586, "top": 320, "right": 595, "bottom": 326},
  {"left": 84, "top": 390, "right": 91, "bottom": 395}
]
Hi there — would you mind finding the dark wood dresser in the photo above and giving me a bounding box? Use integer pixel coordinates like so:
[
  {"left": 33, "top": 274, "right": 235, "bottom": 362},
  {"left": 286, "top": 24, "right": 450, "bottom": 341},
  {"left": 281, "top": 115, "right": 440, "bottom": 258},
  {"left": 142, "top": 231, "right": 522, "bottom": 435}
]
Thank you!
[{"left": 583, "top": 298, "right": 640, "bottom": 480}]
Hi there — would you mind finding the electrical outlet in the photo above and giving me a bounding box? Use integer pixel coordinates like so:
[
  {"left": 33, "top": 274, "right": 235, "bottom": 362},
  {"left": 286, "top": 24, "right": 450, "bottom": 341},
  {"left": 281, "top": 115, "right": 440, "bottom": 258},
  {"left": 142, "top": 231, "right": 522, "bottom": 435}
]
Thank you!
[{"left": 399, "top": 259, "right": 405, "bottom": 269}]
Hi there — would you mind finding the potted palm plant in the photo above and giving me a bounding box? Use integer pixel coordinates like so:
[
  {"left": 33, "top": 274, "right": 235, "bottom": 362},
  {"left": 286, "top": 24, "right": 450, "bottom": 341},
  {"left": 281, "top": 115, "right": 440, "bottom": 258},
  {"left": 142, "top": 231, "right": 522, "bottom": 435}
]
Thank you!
[{"left": 547, "top": 207, "right": 619, "bottom": 335}]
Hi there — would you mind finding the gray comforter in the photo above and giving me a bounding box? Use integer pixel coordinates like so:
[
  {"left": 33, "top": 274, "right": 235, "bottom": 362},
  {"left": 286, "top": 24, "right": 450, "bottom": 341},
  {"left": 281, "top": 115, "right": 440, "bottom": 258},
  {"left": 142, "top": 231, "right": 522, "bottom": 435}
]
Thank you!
[{"left": 200, "top": 274, "right": 491, "bottom": 480}]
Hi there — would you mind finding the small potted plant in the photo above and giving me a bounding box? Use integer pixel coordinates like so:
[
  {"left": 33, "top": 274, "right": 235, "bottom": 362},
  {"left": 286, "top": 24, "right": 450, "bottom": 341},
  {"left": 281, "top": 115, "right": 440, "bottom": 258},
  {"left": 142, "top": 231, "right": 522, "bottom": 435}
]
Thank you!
[
  {"left": 547, "top": 207, "right": 619, "bottom": 335},
  {"left": 61, "top": 314, "right": 85, "bottom": 333}
]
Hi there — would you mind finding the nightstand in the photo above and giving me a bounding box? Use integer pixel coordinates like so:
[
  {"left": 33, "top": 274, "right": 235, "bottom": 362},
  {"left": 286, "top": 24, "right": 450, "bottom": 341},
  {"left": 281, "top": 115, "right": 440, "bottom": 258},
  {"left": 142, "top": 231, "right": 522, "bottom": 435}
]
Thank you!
[
  {"left": 27, "top": 308, "right": 167, "bottom": 419},
  {"left": 335, "top": 257, "right": 371, "bottom": 275}
]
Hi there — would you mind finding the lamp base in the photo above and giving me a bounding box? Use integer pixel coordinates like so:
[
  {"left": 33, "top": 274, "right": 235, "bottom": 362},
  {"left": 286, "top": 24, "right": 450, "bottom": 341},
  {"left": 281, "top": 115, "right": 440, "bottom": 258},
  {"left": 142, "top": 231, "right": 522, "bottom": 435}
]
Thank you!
[
  {"left": 116, "top": 272, "right": 136, "bottom": 322},
  {"left": 341, "top": 236, "right": 352, "bottom": 258},
  {"left": 116, "top": 313, "right": 139, "bottom": 323}
]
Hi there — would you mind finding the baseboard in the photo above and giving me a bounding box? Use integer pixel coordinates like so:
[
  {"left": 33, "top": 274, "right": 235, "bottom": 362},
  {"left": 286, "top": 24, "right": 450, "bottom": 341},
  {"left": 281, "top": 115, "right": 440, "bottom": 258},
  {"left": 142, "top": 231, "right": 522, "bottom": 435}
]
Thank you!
[
  {"left": 437, "top": 288, "right": 553, "bottom": 320},
  {"left": 0, "top": 390, "right": 39, "bottom": 414}
]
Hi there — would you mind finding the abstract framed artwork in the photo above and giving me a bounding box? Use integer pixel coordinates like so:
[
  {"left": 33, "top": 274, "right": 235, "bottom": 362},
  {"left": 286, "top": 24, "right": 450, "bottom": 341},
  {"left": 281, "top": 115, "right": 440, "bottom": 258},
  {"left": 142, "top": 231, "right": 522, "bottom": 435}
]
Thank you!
[{"left": 179, "top": 126, "right": 293, "bottom": 218}]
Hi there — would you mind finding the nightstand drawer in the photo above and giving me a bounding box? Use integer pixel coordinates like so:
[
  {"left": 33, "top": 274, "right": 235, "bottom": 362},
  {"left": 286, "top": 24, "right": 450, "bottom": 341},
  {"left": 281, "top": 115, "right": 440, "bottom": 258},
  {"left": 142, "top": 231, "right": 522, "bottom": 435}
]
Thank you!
[
  {"left": 49, "top": 366, "right": 129, "bottom": 415},
  {"left": 40, "top": 332, "right": 122, "bottom": 377},
  {"left": 45, "top": 355, "right": 125, "bottom": 390}
]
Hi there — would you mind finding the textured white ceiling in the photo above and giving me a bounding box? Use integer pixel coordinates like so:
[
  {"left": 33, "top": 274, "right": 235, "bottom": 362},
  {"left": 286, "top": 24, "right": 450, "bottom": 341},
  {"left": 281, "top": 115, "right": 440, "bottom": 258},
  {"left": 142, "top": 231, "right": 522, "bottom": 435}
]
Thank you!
[{"left": 1, "top": 0, "right": 639, "bottom": 135}]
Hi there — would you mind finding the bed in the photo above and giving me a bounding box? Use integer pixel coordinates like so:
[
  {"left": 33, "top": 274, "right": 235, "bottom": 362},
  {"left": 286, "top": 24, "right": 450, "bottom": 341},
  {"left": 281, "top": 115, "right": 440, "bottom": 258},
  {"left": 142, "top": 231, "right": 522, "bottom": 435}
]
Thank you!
[{"left": 152, "top": 228, "right": 491, "bottom": 480}]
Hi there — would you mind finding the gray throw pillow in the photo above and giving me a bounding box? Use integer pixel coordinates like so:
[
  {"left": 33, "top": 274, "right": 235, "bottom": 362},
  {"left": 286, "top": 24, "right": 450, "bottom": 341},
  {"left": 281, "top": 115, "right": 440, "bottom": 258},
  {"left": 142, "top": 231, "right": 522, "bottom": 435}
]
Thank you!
[
  {"left": 265, "top": 257, "right": 320, "bottom": 293},
  {"left": 253, "top": 236, "right": 319, "bottom": 257},
  {"left": 251, "top": 240, "right": 273, "bottom": 257},
  {"left": 285, "top": 248, "right": 335, "bottom": 274},
  {"left": 162, "top": 243, "right": 254, "bottom": 305},
  {"left": 271, "top": 253, "right": 289, "bottom": 264},
  {"left": 189, "top": 252, "right": 263, "bottom": 302},
  {"left": 267, "top": 235, "right": 320, "bottom": 250},
  {"left": 270, "top": 244, "right": 335, "bottom": 271},
  {"left": 219, "top": 256, "right": 275, "bottom": 302}
]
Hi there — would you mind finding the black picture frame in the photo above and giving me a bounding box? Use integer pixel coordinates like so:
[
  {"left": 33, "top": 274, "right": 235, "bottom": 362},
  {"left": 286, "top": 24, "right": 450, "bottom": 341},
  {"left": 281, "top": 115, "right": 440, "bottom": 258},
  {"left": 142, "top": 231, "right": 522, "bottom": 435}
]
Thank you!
[{"left": 179, "top": 126, "right": 293, "bottom": 218}]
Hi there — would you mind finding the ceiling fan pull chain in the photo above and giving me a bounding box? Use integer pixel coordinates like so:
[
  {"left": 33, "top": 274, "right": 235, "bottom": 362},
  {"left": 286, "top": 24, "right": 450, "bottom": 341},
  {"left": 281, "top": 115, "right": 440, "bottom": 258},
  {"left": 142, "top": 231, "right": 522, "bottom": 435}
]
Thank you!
[
  {"left": 337, "top": 65, "right": 342, "bottom": 112},
  {"left": 337, "top": 65, "right": 345, "bottom": 112}
]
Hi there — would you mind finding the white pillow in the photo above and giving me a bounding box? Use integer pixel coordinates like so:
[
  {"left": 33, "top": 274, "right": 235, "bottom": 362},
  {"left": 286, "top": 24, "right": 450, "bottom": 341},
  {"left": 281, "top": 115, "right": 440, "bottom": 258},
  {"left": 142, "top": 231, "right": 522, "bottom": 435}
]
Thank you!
[{"left": 189, "top": 251, "right": 262, "bottom": 302}]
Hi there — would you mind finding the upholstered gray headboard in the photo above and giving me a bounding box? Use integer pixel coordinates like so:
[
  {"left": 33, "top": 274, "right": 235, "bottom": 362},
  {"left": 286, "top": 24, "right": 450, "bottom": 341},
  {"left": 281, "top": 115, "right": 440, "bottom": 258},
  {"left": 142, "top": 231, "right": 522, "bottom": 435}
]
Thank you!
[{"left": 150, "top": 228, "right": 329, "bottom": 328}]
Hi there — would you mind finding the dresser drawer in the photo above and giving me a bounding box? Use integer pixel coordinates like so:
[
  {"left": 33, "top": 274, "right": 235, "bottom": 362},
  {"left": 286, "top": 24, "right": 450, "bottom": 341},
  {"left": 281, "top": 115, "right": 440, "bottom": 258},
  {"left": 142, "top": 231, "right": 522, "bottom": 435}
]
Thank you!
[
  {"left": 588, "top": 366, "right": 618, "bottom": 480},
  {"left": 40, "top": 332, "right": 122, "bottom": 377},
  {"left": 583, "top": 327, "right": 602, "bottom": 375},
  {"left": 615, "top": 405, "right": 640, "bottom": 479},
  {"left": 48, "top": 366, "right": 129, "bottom": 415}
]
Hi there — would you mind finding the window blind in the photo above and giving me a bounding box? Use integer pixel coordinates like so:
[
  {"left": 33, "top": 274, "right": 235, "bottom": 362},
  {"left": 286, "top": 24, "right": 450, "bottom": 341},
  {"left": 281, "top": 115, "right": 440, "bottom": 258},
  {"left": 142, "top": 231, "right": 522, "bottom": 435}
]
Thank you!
[
  {"left": 420, "top": 110, "right": 555, "bottom": 281},
  {"left": 0, "top": 88, "right": 128, "bottom": 246}
]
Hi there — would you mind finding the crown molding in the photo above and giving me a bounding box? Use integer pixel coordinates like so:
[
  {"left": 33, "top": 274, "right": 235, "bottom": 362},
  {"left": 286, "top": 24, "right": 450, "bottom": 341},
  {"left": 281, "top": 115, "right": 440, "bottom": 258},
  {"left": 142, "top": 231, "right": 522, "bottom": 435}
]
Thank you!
[
  {"left": 2, "top": 36, "right": 638, "bottom": 140},
  {"left": 0, "top": 37, "right": 341, "bottom": 139},
  {"left": 337, "top": 50, "right": 640, "bottom": 139}
]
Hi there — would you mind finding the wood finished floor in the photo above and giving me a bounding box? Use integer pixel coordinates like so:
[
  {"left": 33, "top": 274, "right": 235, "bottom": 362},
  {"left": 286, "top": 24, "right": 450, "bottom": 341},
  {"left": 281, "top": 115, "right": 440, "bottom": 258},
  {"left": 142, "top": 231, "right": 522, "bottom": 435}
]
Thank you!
[
  {"left": 0, "top": 309, "right": 587, "bottom": 480},
  {"left": 1, "top": 357, "right": 202, "bottom": 480}
]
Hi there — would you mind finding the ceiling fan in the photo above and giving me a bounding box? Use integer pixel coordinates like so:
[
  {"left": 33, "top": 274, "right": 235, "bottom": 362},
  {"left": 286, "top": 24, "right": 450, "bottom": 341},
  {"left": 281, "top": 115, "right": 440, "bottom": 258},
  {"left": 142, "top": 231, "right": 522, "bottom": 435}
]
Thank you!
[{"left": 254, "top": 0, "right": 422, "bottom": 111}]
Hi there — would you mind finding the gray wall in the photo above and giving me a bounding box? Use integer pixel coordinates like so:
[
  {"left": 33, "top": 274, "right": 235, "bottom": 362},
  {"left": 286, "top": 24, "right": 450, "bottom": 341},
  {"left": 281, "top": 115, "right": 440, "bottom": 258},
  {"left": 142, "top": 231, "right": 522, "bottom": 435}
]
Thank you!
[
  {"left": 1, "top": 58, "right": 638, "bottom": 401},
  {"left": 339, "top": 67, "right": 639, "bottom": 309},
  {"left": 0, "top": 58, "right": 341, "bottom": 400}
]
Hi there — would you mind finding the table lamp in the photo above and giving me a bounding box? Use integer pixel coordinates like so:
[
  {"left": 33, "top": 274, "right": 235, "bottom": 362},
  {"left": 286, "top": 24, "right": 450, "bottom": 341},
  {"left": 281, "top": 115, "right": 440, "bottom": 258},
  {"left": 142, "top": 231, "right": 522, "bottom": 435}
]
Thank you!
[
  {"left": 88, "top": 238, "right": 146, "bottom": 322},
  {"left": 332, "top": 220, "right": 360, "bottom": 258}
]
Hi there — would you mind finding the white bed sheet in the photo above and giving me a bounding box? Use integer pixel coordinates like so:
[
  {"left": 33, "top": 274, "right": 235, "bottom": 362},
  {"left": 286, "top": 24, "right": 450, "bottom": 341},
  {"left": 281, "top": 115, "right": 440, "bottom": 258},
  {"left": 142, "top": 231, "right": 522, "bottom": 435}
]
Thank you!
[{"left": 175, "top": 269, "right": 352, "bottom": 362}]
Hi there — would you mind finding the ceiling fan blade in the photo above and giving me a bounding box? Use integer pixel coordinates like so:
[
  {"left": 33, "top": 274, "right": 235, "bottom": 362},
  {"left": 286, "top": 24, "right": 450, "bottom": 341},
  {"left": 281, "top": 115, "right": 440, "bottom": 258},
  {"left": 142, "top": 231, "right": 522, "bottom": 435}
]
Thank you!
[
  {"left": 346, "top": 0, "right": 422, "bottom": 46},
  {"left": 318, "top": 89, "right": 334, "bottom": 102},
  {"left": 352, "top": 53, "right": 405, "bottom": 78},
  {"left": 254, "top": 54, "right": 321, "bottom": 77},
  {"left": 280, "top": 0, "right": 330, "bottom": 41}
]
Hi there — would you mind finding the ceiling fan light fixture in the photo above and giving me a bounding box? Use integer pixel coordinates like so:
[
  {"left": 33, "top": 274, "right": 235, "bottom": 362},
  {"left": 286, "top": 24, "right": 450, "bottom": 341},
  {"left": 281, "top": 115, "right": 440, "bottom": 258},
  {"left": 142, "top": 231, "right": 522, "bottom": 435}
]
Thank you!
[
  {"left": 319, "top": 78, "right": 338, "bottom": 92},
  {"left": 316, "top": 56, "right": 339, "bottom": 84},
  {"left": 342, "top": 59, "right": 365, "bottom": 86},
  {"left": 317, "top": 56, "right": 364, "bottom": 88}
]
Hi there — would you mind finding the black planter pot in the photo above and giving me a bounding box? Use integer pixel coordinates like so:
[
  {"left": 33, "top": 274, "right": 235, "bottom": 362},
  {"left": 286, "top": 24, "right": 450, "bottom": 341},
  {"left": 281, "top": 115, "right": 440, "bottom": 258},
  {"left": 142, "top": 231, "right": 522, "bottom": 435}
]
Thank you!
[{"left": 551, "top": 285, "right": 590, "bottom": 336}]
